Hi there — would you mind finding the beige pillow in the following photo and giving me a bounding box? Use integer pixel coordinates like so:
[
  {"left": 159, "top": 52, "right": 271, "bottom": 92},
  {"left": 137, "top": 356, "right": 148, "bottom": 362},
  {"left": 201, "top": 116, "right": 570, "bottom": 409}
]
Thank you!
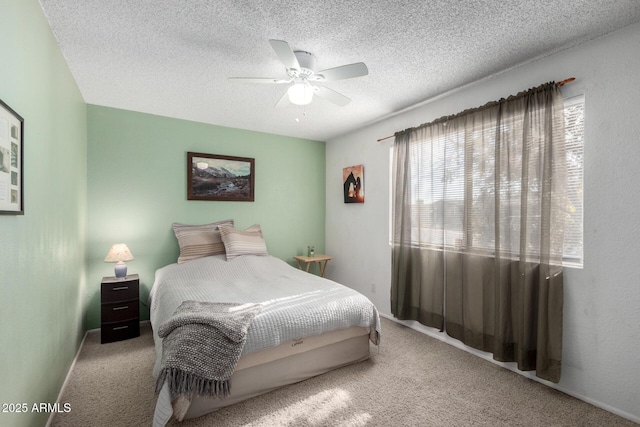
[
  {"left": 172, "top": 219, "right": 234, "bottom": 263},
  {"left": 219, "top": 224, "right": 268, "bottom": 260}
]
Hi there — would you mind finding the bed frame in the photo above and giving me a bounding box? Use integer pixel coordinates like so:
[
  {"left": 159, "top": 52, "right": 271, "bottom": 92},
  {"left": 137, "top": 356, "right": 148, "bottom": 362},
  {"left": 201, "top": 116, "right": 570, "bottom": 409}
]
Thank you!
[{"left": 172, "top": 327, "right": 371, "bottom": 421}]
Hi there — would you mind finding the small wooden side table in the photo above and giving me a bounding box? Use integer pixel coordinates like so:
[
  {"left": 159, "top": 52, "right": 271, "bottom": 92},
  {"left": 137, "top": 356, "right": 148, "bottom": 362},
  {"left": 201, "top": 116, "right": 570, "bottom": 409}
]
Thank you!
[{"left": 293, "top": 254, "right": 333, "bottom": 278}]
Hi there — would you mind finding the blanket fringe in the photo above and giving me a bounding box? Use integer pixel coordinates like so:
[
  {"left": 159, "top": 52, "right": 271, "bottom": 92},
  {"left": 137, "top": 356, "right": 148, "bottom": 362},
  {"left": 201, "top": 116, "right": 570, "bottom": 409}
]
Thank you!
[
  {"left": 371, "top": 329, "right": 380, "bottom": 346},
  {"left": 155, "top": 367, "right": 230, "bottom": 398}
]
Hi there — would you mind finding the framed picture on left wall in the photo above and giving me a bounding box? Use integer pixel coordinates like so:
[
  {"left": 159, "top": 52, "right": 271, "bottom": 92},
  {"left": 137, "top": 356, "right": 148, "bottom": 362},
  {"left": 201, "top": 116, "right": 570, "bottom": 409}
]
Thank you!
[{"left": 0, "top": 98, "right": 23, "bottom": 215}]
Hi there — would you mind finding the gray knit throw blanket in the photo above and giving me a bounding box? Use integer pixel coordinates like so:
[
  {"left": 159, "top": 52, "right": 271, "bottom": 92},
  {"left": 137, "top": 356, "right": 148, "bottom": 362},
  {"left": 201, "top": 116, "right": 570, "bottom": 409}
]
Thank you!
[{"left": 155, "top": 300, "right": 262, "bottom": 399}]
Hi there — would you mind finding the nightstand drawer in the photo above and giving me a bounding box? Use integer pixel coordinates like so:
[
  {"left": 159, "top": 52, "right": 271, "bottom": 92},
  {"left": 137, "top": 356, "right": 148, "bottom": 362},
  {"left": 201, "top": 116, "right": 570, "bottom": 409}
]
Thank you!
[
  {"left": 101, "top": 280, "right": 139, "bottom": 303},
  {"left": 101, "top": 319, "right": 140, "bottom": 344},
  {"left": 101, "top": 300, "right": 139, "bottom": 323}
]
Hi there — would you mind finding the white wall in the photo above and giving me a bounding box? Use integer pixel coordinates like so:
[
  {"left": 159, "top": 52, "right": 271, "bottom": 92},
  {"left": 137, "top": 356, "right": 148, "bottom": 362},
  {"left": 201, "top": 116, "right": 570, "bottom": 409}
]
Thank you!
[{"left": 326, "top": 22, "right": 640, "bottom": 422}]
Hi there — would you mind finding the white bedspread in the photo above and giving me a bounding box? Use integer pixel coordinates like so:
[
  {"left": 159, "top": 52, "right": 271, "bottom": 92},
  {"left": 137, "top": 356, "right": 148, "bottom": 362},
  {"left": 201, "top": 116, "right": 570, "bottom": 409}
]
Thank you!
[{"left": 150, "top": 253, "right": 380, "bottom": 389}]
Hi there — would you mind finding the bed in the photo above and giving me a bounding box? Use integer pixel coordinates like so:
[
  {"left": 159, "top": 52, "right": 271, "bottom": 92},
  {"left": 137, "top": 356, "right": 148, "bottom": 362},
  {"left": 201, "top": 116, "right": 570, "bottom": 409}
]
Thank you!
[{"left": 149, "top": 237, "right": 381, "bottom": 427}]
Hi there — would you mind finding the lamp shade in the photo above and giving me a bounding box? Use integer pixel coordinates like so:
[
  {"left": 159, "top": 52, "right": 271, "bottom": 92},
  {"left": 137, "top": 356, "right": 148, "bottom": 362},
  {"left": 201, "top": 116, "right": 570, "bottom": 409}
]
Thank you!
[
  {"left": 105, "top": 244, "right": 134, "bottom": 278},
  {"left": 104, "top": 244, "right": 134, "bottom": 263},
  {"left": 288, "top": 83, "right": 313, "bottom": 105}
]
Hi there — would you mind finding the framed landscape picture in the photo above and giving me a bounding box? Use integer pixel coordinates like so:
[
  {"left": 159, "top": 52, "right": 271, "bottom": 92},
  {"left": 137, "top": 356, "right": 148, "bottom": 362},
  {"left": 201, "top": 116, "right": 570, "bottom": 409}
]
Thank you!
[
  {"left": 343, "top": 164, "right": 364, "bottom": 203},
  {"left": 187, "top": 152, "right": 255, "bottom": 202},
  {"left": 0, "top": 99, "right": 24, "bottom": 215}
]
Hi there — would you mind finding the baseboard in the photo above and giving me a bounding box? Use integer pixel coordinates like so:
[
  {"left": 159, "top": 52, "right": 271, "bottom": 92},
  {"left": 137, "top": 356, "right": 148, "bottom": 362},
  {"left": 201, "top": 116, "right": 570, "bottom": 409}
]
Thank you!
[
  {"left": 44, "top": 331, "right": 89, "bottom": 427},
  {"left": 379, "top": 313, "right": 640, "bottom": 424},
  {"left": 45, "top": 320, "right": 152, "bottom": 427}
]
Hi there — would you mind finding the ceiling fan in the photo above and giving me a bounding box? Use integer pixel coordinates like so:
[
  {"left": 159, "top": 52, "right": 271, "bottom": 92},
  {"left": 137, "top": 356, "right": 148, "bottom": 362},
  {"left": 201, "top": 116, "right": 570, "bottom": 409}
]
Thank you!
[{"left": 229, "top": 39, "right": 368, "bottom": 107}]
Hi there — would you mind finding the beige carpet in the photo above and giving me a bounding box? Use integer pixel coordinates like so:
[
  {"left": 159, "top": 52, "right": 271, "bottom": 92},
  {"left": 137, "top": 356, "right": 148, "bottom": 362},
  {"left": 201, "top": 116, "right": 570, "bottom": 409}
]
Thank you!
[{"left": 51, "top": 318, "right": 636, "bottom": 427}]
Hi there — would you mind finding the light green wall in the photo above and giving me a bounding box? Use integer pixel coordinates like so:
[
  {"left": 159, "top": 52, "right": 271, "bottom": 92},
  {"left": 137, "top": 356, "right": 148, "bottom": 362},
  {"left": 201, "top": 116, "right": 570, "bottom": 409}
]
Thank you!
[
  {"left": 0, "top": 1, "right": 87, "bottom": 426},
  {"left": 86, "top": 105, "right": 326, "bottom": 329}
]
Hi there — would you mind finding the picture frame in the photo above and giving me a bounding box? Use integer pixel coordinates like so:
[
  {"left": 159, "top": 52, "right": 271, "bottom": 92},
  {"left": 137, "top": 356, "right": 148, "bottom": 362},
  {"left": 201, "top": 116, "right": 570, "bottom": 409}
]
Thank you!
[
  {"left": 0, "top": 99, "right": 24, "bottom": 215},
  {"left": 343, "top": 164, "right": 364, "bottom": 203},
  {"left": 187, "top": 152, "right": 255, "bottom": 202}
]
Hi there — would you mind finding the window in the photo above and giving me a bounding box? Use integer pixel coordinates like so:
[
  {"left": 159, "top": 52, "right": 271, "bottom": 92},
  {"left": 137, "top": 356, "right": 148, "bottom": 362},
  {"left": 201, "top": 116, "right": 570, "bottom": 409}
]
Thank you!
[
  {"left": 562, "top": 95, "right": 584, "bottom": 266},
  {"left": 390, "top": 95, "right": 584, "bottom": 267}
]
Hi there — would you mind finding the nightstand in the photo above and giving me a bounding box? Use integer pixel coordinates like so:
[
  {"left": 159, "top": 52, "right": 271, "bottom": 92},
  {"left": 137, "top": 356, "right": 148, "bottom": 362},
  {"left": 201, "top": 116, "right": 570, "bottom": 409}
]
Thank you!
[
  {"left": 101, "top": 274, "right": 140, "bottom": 344},
  {"left": 293, "top": 254, "right": 333, "bottom": 278}
]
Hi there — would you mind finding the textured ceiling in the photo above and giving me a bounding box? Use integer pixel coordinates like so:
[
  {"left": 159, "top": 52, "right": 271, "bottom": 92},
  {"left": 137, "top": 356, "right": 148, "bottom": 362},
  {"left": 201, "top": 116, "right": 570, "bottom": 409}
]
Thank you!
[{"left": 39, "top": 0, "right": 640, "bottom": 141}]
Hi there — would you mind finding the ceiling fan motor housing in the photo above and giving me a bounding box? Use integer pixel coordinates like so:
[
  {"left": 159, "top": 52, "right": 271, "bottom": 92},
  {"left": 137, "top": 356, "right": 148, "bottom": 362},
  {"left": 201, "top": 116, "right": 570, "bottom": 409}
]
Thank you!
[{"left": 293, "top": 51, "right": 317, "bottom": 76}]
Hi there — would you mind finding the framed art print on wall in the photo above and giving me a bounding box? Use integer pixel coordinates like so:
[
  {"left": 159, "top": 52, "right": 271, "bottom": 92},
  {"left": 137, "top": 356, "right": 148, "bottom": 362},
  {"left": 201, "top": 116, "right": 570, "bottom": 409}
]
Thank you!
[
  {"left": 343, "top": 164, "right": 364, "bottom": 203},
  {"left": 187, "top": 152, "right": 255, "bottom": 202},
  {"left": 0, "top": 98, "right": 24, "bottom": 215}
]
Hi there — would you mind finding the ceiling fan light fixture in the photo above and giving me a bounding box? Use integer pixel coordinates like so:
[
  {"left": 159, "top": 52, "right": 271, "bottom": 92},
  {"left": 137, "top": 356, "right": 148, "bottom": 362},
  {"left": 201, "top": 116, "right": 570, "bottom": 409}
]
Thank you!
[{"left": 288, "top": 83, "right": 313, "bottom": 105}]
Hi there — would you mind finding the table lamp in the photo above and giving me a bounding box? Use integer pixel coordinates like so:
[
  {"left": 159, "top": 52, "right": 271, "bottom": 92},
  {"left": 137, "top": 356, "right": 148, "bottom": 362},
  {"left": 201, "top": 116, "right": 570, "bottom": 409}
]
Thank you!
[{"left": 104, "top": 243, "right": 134, "bottom": 278}]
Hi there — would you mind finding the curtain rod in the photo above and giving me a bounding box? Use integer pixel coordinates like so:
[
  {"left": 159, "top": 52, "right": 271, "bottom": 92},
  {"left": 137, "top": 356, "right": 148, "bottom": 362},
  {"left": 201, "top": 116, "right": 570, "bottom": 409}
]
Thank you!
[{"left": 376, "top": 77, "right": 576, "bottom": 142}]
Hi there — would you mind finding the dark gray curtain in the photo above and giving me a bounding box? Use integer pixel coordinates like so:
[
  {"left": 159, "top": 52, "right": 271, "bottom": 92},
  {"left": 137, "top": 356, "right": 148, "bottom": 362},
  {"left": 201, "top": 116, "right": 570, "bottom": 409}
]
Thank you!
[
  {"left": 391, "top": 128, "right": 445, "bottom": 330},
  {"left": 391, "top": 83, "right": 566, "bottom": 382}
]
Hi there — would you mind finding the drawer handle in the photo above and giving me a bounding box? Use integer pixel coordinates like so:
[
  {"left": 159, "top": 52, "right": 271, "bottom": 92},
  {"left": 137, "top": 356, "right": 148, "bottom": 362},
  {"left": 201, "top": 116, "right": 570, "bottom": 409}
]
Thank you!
[
  {"left": 112, "top": 286, "right": 129, "bottom": 291},
  {"left": 112, "top": 326, "right": 129, "bottom": 331},
  {"left": 112, "top": 306, "right": 128, "bottom": 311}
]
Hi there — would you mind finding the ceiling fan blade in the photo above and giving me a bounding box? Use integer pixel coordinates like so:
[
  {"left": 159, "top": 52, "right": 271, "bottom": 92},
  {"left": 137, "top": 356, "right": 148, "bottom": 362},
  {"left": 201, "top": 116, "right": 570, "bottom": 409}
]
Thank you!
[
  {"left": 228, "top": 77, "right": 291, "bottom": 84},
  {"left": 316, "top": 62, "right": 368, "bottom": 81},
  {"left": 268, "top": 39, "right": 300, "bottom": 70},
  {"left": 314, "top": 86, "right": 351, "bottom": 106}
]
